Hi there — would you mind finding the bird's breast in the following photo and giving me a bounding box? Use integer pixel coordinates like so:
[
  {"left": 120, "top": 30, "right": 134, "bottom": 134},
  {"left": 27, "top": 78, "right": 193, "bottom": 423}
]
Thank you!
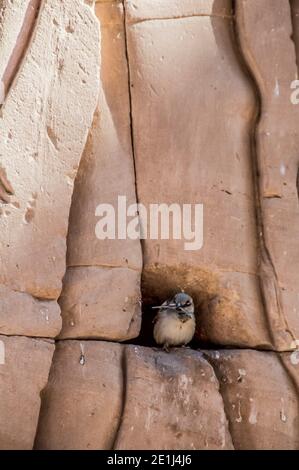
[{"left": 153, "top": 310, "right": 195, "bottom": 346}]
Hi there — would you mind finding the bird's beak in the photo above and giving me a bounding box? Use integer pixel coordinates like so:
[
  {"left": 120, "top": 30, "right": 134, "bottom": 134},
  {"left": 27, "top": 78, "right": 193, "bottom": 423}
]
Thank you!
[
  {"left": 152, "top": 303, "right": 176, "bottom": 310},
  {"left": 185, "top": 311, "right": 193, "bottom": 317}
]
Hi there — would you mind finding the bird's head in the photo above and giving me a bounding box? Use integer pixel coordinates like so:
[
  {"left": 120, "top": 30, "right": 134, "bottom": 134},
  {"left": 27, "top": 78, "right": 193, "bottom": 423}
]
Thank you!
[{"left": 152, "top": 292, "right": 194, "bottom": 317}]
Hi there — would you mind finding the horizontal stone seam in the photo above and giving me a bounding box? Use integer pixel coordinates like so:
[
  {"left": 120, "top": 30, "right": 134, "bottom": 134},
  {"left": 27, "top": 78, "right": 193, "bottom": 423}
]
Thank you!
[
  {"left": 95, "top": 0, "right": 122, "bottom": 4},
  {"left": 0, "top": 283, "right": 58, "bottom": 302},
  {"left": 0, "top": 332, "right": 54, "bottom": 343},
  {"left": 55, "top": 338, "right": 298, "bottom": 353},
  {"left": 218, "top": 268, "right": 258, "bottom": 276},
  {"left": 126, "top": 14, "right": 233, "bottom": 25},
  {"left": 56, "top": 333, "right": 136, "bottom": 342},
  {"left": 66, "top": 262, "right": 141, "bottom": 272}
]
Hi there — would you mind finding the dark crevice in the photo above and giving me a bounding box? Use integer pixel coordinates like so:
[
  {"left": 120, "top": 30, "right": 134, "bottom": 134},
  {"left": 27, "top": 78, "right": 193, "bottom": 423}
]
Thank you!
[
  {"left": 32, "top": 345, "right": 56, "bottom": 450},
  {"left": 122, "top": 0, "right": 142, "bottom": 240},
  {"left": 289, "top": 0, "right": 299, "bottom": 74},
  {"left": 231, "top": 0, "right": 296, "bottom": 350},
  {"left": 111, "top": 346, "right": 128, "bottom": 450},
  {"left": 54, "top": 336, "right": 294, "bottom": 354},
  {"left": 202, "top": 351, "right": 236, "bottom": 450}
]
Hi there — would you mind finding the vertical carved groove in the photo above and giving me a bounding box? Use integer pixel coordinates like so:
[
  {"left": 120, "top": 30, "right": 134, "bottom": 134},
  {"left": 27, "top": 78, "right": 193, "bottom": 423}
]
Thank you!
[
  {"left": 289, "top": 0, "right": 299, "bottom": 74},
  {"left": 202, "top": 351, "right": 236, "bottom": 450},
  {"left": 122, "top": 0, "right": 140, "bottom": 212},
  {"left": 231, "top": 0, "right": 299, "bottom": 448},
  {"left": 231, "top": 0, "right": 296, "bottom": 350},
  {"left": 111, "top": 345, "right": 128, "bottom": 449},
  {"left": 230, "top": 0, "right": 276, "bottom": 349},
  {"left": 0, "top": 0, "right": 42, "bottom": 108}
]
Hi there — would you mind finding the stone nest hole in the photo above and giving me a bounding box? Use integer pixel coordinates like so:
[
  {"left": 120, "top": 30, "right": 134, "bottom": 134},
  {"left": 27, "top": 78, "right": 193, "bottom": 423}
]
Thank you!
[{"left": 131, "top": 263, "right": 224, "bottom": 350}]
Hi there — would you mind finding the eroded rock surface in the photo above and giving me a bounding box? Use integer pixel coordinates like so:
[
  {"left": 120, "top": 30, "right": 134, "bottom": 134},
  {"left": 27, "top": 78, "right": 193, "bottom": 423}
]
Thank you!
[
  {"left": 59, "top": 0, "right": 142, "bottom": 341},
  {"left": 114, "top": 346, "right": 233, "bottom": 450},
  {"left": 236, "top": 0, "right": 299, "bottom": 352},
  {"left": 35, "top": 341, "right": 234, "bottom": 450},
  {"left": 0, "top": 335, "right": 54, "bottom": 450},
  {"left": 0, "top": 0, "right": 100, "bottom": 336},
  {"left": 206, "top": 349, "right": 299, "bottom": 449},
  {"left": 35, "top": 341, "right": 123, "bottom": 450},
  {"left": 1, "top": 0, "right": 299, "bottom": 452}
]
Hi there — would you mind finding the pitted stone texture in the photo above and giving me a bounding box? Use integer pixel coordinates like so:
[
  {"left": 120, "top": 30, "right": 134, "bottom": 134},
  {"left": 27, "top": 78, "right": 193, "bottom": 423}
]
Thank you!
[
  {"left": 114, "top": 346, "right": 233, "bottom": 450},
  {"left": 0, "top": 0, "right": 99, "bottom": 337},
  {"left": 0, "top": 285, "right": 60, "bottom": 337},
  {"left": 35, "top": 341, "right": 123, "bottom": 450},
  {"left": 0, "top": 335, "right": 54, "bottom": 450},
  {"left": 59, "top": 267, "right": 141, "bottom": 341},
  {"left": 206, "top": 350, "right": 299, "bottom": 450},
  {"left": 0, "top": 0, "right": 32, "bottom": 84},
  {"left": 60, "top": 1, "right": 142, "bottom": 341}
]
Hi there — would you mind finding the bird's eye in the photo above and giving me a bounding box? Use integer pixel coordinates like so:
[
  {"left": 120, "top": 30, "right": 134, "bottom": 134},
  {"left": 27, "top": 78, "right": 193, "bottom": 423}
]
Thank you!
[{"left": 185, "top": 301, "right": 191, "bottom": 306}]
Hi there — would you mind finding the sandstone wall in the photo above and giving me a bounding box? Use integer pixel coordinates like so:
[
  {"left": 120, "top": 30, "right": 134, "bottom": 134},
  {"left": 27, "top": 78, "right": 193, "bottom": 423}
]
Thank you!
[{"left": 0, "top": 0, "right": 299, "bottom": 450}]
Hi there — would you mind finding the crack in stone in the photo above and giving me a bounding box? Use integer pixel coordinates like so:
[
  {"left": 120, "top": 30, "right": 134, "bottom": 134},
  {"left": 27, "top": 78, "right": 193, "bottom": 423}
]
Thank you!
[
  {"left": 67, "top": 262, "right": 141, "bottom": 272},
  {"left": 122, "top": 0, "right": 141, "bottom": 231},
  {"left": 111, "top": 345, "right": 128, "bottom": 449},
  {"left": 201, "top": 351, "right": 235, "bottom": 450},
  {"left": 289, "top": 0, "right": 299, "bottom": 75},
  {"left": 127, "top": 14, "right": 233, "bottom": 26}
]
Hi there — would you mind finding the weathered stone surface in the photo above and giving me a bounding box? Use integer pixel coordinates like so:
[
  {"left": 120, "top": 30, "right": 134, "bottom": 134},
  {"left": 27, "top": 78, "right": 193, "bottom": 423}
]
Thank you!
[
  {"left": 0, "top": 335, "right": 54, "bottom": 450},
  {"left": 59, "top": 266, "right": 141, "bottom": 341},
  {"left": 236, "top": 0, "right": 299, "bottom": 350},
  {"left": 59, "top": 1, "right": 142, "bottom": 340},
  {"left": 206, "top": 349, "right": 299, "bottom": 450},
  {"left": 115, "top": 346, "right": 233, "bottom": 450},
  {"left": 125, "top": 0, "right": 273, "bottom": 348},
  {"left": 0, "top": 285, "right": 60, "bottom": 337},
  {"left": 125, "top": 0, "right": 232, "bottom": 20},
  {"left": 0, "top": 0, "right": 40, "bottom": 98},
  {"left": 1, "top": 0, "right": 299, "bottom": 453},
  {"left": 35, "top": 340, "right": 123, "bottom": 450},
  {"left": 0, "top": 0, "right": 99, "bottom": 336},
  {"left": 67, "top": 1, "right": 141, "bottom": 272}
]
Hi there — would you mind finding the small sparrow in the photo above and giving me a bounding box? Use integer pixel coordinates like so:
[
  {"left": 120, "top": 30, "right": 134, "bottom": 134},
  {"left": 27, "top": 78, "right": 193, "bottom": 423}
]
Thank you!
[{"left": 152, "top": 292, "right": 196, "bottom": 352}]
